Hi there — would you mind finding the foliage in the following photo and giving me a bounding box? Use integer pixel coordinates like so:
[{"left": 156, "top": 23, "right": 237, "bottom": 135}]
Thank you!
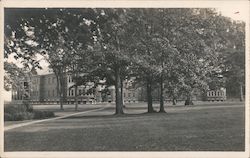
[
  {"left": 4, "top": 62, "right": 26, "bottom": 91},
  {"left": 5, "top": 8, "right": 96, "bottom": 109},
  {"left": 4, "top": 112, "right": 34, "bottom": 121},
  {"left": 33, "top": 110, "right": 55, "bottom": 119},
  {"left": 4, "top": 8, "right": 245, "bottom": 111},
  {"left": 4, "top": 104, "right": 55, "bottom": 121}
]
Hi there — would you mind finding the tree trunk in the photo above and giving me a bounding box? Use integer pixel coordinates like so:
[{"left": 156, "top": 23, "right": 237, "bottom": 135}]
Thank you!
[
  {"left": 59, "top": 94, "right": 64, "bottom": 110},
  {"left": 185, "top": 92, "right": 194, "bottom": 106},
  {"left": 115, "top": 68, "right": 124, "bottom": 114},
  {"left": 121, "top": 78, "right": 125, "bottom": 108},
  {"left": 56, "top": 74, "right": 64, "bottom": 110},
  {"left": 159, "top": 75, "right": 165, "bottom": 113},
  {"left": 239, "top": 83, "right": 244, "bottom": 101},
  {"left": 172, "top": 98, "right": 176, "bottom": 105},
  {"left": 147, "top": 78, "right": 155, "bottom": 113},
  {"left": 75, "top": 85, "right": 78, "bottom": 111},
  {"left": 23, "top": 100, "right": 33, "bottom": 112},
  {"left": 61, "top": 73, "right": 67, "bottom": 104}
]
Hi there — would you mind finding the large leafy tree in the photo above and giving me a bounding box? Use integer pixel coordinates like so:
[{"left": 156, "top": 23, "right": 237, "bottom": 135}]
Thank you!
[
  {"left": 5, "top": 8, "right": 245, "bottom": 112},
  {"left": 198, "top": 11, "right": 245, "bottom": 101},
  {"left": 126, "top": 9, "right": 164, "bottom": 113},
  {"left": 4, "top": 62, "right": 27, "bottom": 91},
  {"left": 67, "top": 45, "right": 104, "bottom": 110},
  {"left": 160, "top": 8, "right": 225, "bottom": 105},
  {"left": 4, "top": 8, "right": 95, "bottom": 109},
  {"left": 218, "top": 21, "right": 245, "bottom": 100},
  {"left": 127, "top": 8, "right": 220, "bottom": 108},
  {"left": 93, "top": 9, "right": 132, "bottom": 114}
]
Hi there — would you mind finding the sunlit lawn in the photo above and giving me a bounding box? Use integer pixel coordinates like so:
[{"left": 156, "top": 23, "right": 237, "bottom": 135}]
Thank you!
[{"left": 4, "top": 102, "right": 245, "bottom": 151}]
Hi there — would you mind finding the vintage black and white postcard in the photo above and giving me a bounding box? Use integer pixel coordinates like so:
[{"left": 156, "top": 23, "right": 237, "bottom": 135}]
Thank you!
[{"left": 0, "top": 0, "right": 249, "bottom": 158}]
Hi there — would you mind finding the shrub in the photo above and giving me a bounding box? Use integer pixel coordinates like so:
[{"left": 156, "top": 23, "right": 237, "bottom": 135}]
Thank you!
[
  {"left": 4, "top": 104, "right": 26, "bottom": 121},
  {"left": 12, "top": 112, "right": 25, "bottom": 121},
  {"left": 11, "top": 112, "right": 34, "bottom": 121},
  {"left": 5, "top": 105, "right": 21, "bottom": 114},
  {"left": 4, "top": 113, "right": 14, "bottom": 121},
  {"left": 4, "top": 111, "right": 34, "bottom": 121},
  {"left": 4, "top": 104, "right": 54, "bottom": 121},
  {"left": 5, "top": 104, "right": 27, "bottom": 113},
  {"left": 23, "top": 100, "right": 33, "bottom": 112},
  {"left": 33, "top": 111, "right": 55, "bottom": 119}
]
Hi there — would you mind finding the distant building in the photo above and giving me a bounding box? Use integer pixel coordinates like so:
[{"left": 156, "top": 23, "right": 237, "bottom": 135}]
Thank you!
[
  {"left": 11, "top": 73, "right": 144, "bottom": 104},
  {"left": 11, "top": 73, "right": 227, "bottom": 104},
  {"left": 206, "top": 88, "right": 227, "bottom": 101}
]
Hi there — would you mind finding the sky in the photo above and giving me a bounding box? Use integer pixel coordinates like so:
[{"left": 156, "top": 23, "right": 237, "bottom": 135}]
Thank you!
[{"left": 217, "top": 5, "right": 248, "bottom": 22}]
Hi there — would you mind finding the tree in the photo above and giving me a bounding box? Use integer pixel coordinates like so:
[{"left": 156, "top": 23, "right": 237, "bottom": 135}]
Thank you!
[
  {"left": 127, "top": 9, "right": 216, "bottom": 108},
  {"left": 126, "top": 9, "right": 165, "bottom": 113},
  {"left": 199, "top": 12, "right": 245, "bottom": 101},
  {"left": 67, "top": 46, "right": 103, "bottom": 110},
  {"left": 159, "top": 8, "right": 227, "bottom": 105},
  {"left": 219, "top": 21, "right": 245, "bottom": 101},
  {"left": 5, "top": 8, "right": 95, "bottom": 109},
  {"left": 4, "top": 62, "right": 26, "bottom": 91},
  {"left": 93, "top": 9, "right": 132, "bottom": 114}
]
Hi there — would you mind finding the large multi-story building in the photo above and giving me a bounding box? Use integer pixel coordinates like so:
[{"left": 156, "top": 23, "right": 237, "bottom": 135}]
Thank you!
[
  {"left": 11, "top": 73, "right": 143, "bottom": 104},
  {"left": 11, "top": 73, "right": 227, "bottom": 104}
]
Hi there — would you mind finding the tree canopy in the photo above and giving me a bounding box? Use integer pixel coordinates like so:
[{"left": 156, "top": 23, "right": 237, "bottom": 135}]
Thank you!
[{"left": 4, "top": 8, "right": 245, "bottom": 112}]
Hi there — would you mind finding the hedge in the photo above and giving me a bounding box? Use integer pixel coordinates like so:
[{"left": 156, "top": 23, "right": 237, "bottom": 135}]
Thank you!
[{"left": 4, "top": 104, "right": 55, "bottom": 121}]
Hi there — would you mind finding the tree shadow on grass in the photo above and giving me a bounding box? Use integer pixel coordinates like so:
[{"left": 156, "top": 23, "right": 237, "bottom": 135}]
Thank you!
[{"left": 62, "top": 111, "right": 177, "bottom": 120}]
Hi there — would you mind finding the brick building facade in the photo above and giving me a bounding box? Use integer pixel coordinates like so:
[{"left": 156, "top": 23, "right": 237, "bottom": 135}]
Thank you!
[
  {"left": 11, "top": 73, "right": 227, "bottom": 104},
  {"left": 12, "top": 73, "right": 144, "bottom": 104}
]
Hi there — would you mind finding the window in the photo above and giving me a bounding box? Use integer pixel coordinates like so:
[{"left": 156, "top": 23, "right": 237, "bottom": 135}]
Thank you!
[
  {"left": 23, "top": 82, "right": 28, "bottom": 89},
  {"left": 133, "top": 93, "right": 135, "bottom": 97},
  {"left": 71, "top": 89, "right": 74, "bottom": 96},
  {"left": 68, "top": 90, "right": 71, "bottom": 96},
  {"left": 52, "top": 77, "right": 56, "bottom": 83},
  {"left": 68, "top": 76, "right": 71, "bottom": 83},
  {"left": 79, "top": 89, "right": 82, "bottom": 95},
  {"left": 128, "top": 93, "right": 131, "bottom": 97}
]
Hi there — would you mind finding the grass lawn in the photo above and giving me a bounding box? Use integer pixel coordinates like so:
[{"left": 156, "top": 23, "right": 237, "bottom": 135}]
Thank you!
[{"left": 4, "top": 102, "right": 245, "bottom": 151}]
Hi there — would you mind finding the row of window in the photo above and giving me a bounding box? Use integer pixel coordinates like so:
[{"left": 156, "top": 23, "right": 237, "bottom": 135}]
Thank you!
[
  {"left": 32, "top": 78, "right": 39, "bottom": 84},
  {"left": 124, "top": 92, "right": 136, "bottom": 98},
  {"left": 31, "top": 86, "right": 39, "bottom": 92},
  {"left": 12, "top": 93, "right": 23, "bottom": 100},
  {"left": 68, "top": 89, "right": 94, "bottom": 97},
  {"left": 31, "top": 91, "right": 39, "bottom": 97},
  {"left": 207, "top": 91, "right": 225, "bottom": 97},
  {"left": 68, "top": 76, "right": 74, "bottom": 83},
  {"left": 47, "top": 89, "right": 57, "bottom": 97},
  {"left": 45, "top": 77, "right": 56, "bottom": 84}
]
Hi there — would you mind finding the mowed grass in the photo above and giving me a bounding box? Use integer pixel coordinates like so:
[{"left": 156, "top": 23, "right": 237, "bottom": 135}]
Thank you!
[{"left": 4, "top": 103, "right": 245, "bottom": 151}]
